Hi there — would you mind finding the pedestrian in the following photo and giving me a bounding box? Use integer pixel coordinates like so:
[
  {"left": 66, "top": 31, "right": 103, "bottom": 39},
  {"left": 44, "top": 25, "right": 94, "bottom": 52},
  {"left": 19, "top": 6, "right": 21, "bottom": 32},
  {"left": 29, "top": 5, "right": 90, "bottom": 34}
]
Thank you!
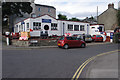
[{"left": 83, "top": 33, "right": 85, "bottom": 41}]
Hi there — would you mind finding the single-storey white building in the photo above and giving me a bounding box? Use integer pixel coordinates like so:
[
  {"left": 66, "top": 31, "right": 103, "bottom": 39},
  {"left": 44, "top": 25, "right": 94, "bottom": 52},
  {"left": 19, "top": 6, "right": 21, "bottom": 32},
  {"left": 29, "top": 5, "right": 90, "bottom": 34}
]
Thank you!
[{"left": 14, "top": 14, "right": 90, "bottom": 37}]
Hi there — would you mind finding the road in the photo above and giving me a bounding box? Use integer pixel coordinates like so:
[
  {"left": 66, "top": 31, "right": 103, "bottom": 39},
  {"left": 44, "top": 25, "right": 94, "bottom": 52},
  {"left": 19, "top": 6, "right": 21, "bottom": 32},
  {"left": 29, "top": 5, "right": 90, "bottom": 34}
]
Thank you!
[{"left": 2, "top": 43, "right": 118, "bottom": 79}]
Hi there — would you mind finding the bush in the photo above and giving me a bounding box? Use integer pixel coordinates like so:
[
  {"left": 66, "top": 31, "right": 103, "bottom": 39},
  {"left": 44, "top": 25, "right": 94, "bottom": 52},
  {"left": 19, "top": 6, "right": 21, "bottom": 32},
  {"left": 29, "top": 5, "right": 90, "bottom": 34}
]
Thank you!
[{"left": 113, "top": 33, "right": 120, "bottom": 43}]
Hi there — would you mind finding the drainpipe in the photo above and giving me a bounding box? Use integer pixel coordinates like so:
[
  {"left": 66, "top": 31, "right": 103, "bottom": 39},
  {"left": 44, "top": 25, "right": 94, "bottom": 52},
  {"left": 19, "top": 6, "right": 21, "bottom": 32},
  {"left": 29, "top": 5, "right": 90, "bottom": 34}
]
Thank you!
[{"left": 63, "top": 22, "right": 65, "bottom": 36}]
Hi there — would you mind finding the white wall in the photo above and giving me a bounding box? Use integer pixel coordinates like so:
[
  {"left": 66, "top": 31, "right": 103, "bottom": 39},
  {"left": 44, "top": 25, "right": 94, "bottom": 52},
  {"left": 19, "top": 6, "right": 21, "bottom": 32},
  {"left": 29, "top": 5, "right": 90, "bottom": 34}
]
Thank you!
[
  {"left": 89, "top": 25, "right": 104, "bottom": 36},
  {"left": 14, "top": 15, "right": 90, "bottom": 37}
]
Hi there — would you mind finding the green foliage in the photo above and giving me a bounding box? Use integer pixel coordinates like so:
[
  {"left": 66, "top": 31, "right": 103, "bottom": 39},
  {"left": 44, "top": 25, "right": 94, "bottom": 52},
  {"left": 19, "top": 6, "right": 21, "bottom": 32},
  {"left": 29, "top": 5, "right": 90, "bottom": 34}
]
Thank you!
[
  {"left": 2, "top": 2, "right": 33, "bottom": 30},
  {"left": 69, "top": 17, "right": 80, "bottom": 21},
  {"left": 113, "top": 33, "right": 120, "bottom": 43},
  {"left": 58, "top": 13, "right": 67, "bottom": 20},
  {"left": 117, "top": 10, "right": 120, "bottom": 26},
  {"left": 2, "top": 2, "right": 33, "bottom": 17}
]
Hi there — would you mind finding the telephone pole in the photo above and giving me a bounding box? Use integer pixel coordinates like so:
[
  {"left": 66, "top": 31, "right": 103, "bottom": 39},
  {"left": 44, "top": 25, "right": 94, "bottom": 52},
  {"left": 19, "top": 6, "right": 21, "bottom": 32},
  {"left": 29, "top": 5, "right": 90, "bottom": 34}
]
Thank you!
[{"left": 97, "top": 6, "right": 98, "bottom": 24}]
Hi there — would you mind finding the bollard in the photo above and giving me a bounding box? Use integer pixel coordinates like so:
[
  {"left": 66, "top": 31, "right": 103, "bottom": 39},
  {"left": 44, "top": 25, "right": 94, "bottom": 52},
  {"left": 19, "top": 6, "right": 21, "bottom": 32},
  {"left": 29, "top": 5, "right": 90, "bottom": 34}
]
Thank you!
[{"left": 5, "top": 32, "right": 10, "bottom": 46}]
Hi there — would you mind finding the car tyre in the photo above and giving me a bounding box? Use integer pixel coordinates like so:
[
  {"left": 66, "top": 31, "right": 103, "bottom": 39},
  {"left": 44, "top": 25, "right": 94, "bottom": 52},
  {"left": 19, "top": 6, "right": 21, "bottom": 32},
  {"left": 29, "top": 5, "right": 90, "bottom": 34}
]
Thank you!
[
  {"left": 64, "top": 44, "right": 69, "bottom": 49},
  {"left": 81, "top": 43, "right": 86, "bottom": 48}
]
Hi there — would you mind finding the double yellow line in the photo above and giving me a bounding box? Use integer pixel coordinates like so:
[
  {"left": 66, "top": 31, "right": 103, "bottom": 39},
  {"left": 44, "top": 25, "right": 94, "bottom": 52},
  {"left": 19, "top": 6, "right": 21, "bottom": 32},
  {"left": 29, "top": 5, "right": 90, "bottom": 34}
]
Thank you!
[{"left": 72, "top": 49, "right": 119, "bottom": 80}]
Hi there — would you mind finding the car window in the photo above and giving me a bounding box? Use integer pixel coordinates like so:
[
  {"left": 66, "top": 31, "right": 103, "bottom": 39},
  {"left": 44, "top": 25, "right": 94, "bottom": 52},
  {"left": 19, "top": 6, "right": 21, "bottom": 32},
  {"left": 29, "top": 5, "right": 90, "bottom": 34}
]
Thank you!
[
  {"left": 66, "top": 37, "right": 72, "bottom": 40},
  {"left": 72, "top": 37, "right": 77, "bottom": 40},
  {"left": 59, "top": 37, "right": 64, "bottom": 40},
  {"left": 92, "top": 35, "right": 95, "bottom": 37},
  {"left": 66, "top": 37, "right": 78, "bottom": 40}
]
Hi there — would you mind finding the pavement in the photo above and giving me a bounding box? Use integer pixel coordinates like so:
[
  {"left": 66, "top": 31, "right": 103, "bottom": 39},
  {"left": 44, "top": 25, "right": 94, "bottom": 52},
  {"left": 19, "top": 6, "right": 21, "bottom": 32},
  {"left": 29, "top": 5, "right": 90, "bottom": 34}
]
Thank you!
[
  {"left": 2, "top": 42, "right": 113, "bottom": 50},
  {"left": 81, "top": 51, "right": 119, "bottom": 78}
]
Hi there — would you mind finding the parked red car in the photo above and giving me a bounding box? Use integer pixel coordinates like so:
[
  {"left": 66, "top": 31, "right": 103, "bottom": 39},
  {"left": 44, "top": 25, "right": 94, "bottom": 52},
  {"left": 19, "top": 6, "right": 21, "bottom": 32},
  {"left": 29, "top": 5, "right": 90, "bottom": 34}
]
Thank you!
[
  {"left": 57, "top": 36, "right": 86, "bottom": 49},
  {"left": 92, "top": 35, "right": 103, "bottom": 42}
]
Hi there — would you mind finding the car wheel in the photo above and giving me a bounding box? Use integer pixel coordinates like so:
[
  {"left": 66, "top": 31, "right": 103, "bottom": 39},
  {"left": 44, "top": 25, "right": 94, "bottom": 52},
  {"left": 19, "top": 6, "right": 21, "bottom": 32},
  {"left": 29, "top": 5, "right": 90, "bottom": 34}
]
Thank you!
[
  {"left": 64, "top": 44, "right": 69, "bottom": 49},
  {"left": 81, "top": 43, "right": 86, "bottom": 48}
]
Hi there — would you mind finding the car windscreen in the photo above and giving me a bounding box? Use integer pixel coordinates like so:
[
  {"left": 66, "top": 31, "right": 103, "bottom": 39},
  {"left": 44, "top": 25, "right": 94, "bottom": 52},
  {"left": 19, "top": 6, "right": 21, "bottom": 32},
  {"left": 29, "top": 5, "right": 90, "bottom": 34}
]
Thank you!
[
  {"left": 86, "top": 35, "right": 91, "bottom": 38},
  {"left": 59, "top": 37, "right": 64, "bottom": 40},
  {"left": 96, "top": 35, "right": 102, "bottom": 37}
]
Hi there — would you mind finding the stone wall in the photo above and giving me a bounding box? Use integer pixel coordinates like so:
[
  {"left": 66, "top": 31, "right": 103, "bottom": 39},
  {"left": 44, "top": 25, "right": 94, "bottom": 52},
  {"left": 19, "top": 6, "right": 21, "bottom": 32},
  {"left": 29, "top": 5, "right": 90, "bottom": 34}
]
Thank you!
[
  {"left": 11, "top": 39, "right": 58, "bottom": 47},
  {"left": 12, "top": 40, "right": 29, "bottom": 47},
  {"left": 98, "top": 8, "right": 118, "bottom": 30}
]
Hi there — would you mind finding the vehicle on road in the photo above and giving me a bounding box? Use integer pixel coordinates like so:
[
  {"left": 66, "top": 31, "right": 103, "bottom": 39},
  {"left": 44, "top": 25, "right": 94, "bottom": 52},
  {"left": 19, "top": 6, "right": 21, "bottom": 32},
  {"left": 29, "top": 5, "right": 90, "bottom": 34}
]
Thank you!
[
  {"left": 85, "top": 35, "right": 92, "bottom": 42},
  {"left": 91, "top": 35, "right": 103, "bottom": 42},
  {"left": 57, "top": 36, "right": 86, "bottom": 49},
  {"left": 74, "top": 34, "right": 92, "bottom": 42}
]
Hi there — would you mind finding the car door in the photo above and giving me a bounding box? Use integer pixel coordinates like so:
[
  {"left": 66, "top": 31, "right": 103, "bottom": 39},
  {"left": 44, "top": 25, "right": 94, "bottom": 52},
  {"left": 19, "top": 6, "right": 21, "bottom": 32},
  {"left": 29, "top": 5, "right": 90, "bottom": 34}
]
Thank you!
[
  {"left": 71, "top": 37, "right": 81, "bottom": 47},
  {"left": 66, "top": 37, "right": 74, "bottom": 47}
]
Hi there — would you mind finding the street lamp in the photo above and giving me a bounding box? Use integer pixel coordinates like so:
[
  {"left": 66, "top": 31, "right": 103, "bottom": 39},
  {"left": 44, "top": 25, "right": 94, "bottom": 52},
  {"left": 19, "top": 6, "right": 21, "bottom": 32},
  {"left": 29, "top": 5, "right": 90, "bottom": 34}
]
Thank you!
[{"left": 4, "top": 15, "right": 10, "bottom": 32}]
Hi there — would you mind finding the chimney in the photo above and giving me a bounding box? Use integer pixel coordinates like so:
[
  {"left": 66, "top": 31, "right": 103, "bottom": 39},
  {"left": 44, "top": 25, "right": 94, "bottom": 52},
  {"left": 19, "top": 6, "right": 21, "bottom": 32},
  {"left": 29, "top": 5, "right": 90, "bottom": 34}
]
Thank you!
[{"left": 108, "top": 3, "right": 114, "bottom": 9}]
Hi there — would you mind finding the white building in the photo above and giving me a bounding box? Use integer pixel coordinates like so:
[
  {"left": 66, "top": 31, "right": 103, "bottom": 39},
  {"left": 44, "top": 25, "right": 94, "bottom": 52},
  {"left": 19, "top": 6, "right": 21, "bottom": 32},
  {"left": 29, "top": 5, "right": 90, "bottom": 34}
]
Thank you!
[
  {"left": 89, "top": 24, "right": 104, "bottom": 36},
  {"left": 89, "top": 24, "right": 107, "bottom": 41},
  {"left": 14, "top": 14, "right": 90, "bottom": 37}
]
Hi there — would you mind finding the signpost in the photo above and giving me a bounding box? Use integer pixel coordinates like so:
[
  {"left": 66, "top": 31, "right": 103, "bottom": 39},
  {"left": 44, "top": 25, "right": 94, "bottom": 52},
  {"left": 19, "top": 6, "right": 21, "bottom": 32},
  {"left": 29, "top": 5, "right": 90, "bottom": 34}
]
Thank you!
[{"left": 110, "top": 32, "right": 114, "bottom": 42}]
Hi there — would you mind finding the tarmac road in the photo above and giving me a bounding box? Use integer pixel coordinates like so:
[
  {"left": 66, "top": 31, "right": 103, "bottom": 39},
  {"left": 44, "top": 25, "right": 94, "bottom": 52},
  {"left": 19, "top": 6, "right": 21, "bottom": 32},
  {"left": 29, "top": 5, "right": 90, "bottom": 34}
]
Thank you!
[{"left": 2, "top": 43, "right": 118, "bottom": 79}]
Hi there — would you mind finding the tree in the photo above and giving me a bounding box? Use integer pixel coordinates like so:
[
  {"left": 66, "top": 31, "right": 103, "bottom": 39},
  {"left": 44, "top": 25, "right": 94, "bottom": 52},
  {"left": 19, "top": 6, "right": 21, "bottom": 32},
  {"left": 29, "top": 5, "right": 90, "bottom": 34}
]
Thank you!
[
  {"left": 117, "top": 10, "right": 120, "bottom": 27},
  {"left": 2, "top": 2, "right": 33, "bottom": 31},
  {"left": 58, "top": 13, "right": 67, "bottom": 20},
  {"left": 69, "top": 17, "right": 80, "bottom": 21}
]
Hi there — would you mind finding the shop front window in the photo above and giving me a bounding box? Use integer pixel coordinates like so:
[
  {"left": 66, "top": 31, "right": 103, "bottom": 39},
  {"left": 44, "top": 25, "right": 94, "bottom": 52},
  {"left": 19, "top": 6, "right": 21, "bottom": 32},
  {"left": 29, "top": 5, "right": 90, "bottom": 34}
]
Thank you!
[
  {"left": 74, "top": 25, "right": 79, "bottom": 31},
  {"left": 80, "top": 25, "right": 85, "bottom": 31},
  {"left": 33, "top": 22, "right": 41, "bottom": 30},
  {"left": 51, "top": 23, "right": 58, "bottom": 30},
  {"left": 68, "top": 24, "right": 73, "bottom": 31}
]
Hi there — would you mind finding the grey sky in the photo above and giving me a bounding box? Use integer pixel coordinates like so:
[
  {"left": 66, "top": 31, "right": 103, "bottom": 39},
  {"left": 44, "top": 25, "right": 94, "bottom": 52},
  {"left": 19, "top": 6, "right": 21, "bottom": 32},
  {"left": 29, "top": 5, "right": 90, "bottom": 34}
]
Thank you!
[{"left": 35, "top": 0, "right": 119, "bottom": 19}]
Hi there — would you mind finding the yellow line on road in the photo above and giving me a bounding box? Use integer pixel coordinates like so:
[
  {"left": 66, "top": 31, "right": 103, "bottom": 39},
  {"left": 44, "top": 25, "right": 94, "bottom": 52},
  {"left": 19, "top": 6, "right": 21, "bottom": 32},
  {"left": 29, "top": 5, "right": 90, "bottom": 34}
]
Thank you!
[{"left": 72, "top": 49, "right": 119, "bottom": 80}]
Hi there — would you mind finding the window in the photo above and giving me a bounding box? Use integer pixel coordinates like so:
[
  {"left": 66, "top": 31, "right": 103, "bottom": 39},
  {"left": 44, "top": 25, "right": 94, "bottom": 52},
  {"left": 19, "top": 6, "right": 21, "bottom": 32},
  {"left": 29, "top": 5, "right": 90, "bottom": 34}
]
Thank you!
[
  {"left": 51, "top": 23, "right": 58, "bottom": 30},
  {"left": 26, "top": 23, "right": 29, "bottom": 30},
  {"left": 48, "top": 8, "right": 51, "bottom": 12},
  {"left": 80, "top": 25, "right": 85, "bottom": 31},
  {"left": 16, "top": 25, "right": 18, "bottom": 28},
  {"left": 74, "top": 25, "right": 79, "bottom": 31},
  {"left": 38, "top": 14, "right": 41, "bottom": 16},
  {"left": 38, "top": 8, "right": 41, "bottom": 11},
  {"left": 21, "top": 25, "right": 23, "bottom": 31},
  {"left": 33, "top": 22, "right": 41, "bottom": 30},
  {"left": 15, "top": 25, "right": 18, "bottom": 32},
  {"left": 91, "top": 27, "right": 95, "bottom": 29},
  {"left": 99, "top": 26, "right": 103, "bottom": 32},
  {"left": 68, "top": 24, "right": 73, "bottom": 31}
]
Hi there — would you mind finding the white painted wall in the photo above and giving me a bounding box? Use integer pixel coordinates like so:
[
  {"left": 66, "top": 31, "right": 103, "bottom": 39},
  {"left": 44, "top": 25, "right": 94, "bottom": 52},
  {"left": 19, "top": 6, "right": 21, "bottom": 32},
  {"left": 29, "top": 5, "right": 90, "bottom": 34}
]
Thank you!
[
  {"left": 14, "top": 15, "right": 90, "bottom": 37},
  {"left": 89, "top": 25, "right": 104, "bottom": 36}
]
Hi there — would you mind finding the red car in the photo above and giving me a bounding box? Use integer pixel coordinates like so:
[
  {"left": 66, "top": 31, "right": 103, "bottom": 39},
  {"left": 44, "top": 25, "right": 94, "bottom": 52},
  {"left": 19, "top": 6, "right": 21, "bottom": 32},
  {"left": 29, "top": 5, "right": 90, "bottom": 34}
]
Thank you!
[
  {"left": 92, "top": 35, "right": 103, "bottom": 42},
  {"left": 57, "top": 36, "right": 86, "bottom": 49}
]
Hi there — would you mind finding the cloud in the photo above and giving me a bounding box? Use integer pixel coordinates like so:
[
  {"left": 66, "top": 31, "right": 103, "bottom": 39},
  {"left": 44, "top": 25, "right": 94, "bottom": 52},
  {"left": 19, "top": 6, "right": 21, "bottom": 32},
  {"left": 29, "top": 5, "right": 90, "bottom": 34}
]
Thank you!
[
  {"left": 56, "top": 11, "right": 99, "bottom": 19},
  {"left": 34, "top": 0, "right": 119, "bottom": 19}
]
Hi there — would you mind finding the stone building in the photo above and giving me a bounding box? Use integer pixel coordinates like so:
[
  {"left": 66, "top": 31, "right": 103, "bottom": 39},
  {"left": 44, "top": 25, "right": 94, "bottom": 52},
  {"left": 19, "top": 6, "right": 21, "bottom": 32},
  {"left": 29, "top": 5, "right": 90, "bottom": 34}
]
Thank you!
[
  {"left": 98, "top": 3, "right": 118, "bottom": 30},
  {"left": 31, "top": 4, "right": 56, "bottom": 18},
  {"left": 2, "top": 0, "right": 56, "bottom": 32}
]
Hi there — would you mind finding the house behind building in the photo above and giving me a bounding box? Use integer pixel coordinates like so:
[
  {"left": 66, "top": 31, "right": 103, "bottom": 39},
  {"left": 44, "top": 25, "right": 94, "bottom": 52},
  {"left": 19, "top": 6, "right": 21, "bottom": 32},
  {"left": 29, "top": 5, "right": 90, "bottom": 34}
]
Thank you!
[{"left": 98, "top": 3, "right": 118, "bottom": 30}]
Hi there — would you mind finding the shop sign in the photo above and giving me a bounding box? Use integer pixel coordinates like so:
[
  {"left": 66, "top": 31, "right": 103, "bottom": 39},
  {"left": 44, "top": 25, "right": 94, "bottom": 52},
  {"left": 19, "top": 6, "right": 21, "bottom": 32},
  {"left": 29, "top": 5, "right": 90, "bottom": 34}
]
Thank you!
[{"left": 42, "top": 19, "right": 51, "bottom": 23}]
